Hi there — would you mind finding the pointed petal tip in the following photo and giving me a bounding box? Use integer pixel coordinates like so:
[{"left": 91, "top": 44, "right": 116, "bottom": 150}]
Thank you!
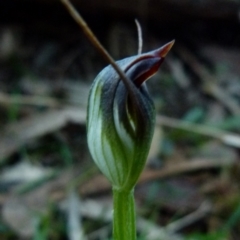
[{"left": 158, "top": 39, "right": 175, "bottom": 58}]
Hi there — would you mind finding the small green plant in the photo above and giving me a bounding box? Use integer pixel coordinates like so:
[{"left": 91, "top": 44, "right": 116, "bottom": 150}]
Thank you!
[
  {"left": 61, "top": 1, "right": 174, "bottom": 239},
  {"left": 87, "top": 43, "right": 173, "bottom": 240}
]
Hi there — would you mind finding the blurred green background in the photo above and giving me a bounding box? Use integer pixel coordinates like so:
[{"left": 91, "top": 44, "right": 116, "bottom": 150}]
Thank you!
[{"left": 0, "top": 0, "right": 240, "bottom": 239}]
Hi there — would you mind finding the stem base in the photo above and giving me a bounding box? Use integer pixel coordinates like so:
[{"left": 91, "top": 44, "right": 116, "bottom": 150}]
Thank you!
[{"left": 113, "top": 189, "right": 136, "bottom": 240}]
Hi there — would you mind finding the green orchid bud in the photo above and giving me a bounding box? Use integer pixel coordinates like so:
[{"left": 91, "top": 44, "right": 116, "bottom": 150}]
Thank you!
[{"left": 87, "top": 40, "right": 174, "bottom": 191}]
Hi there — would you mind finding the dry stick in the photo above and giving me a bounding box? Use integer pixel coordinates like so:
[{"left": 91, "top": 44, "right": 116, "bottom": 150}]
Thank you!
[
  {"left": 61, "top": 0, "right": 135, "bottom": 97},
  {"left": 79, "top": 157, "right": 234, "bottom": 196},
  {"left": 0, "top": 92, "right": 60, "bottom": 107},
  {"left": 157, "top": 115, "right": 240, "bottom": 148},
  {"left": 135, "top": 19, "right": 143, "bottom": 54},
  {"left": 165, "top": 201, "right": 211, "bottom": 233}
]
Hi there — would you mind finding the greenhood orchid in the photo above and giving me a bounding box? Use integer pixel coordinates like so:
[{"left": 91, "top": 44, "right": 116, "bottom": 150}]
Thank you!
[{"left": 87, "top": 40, "right": 174, "bottom": 191}]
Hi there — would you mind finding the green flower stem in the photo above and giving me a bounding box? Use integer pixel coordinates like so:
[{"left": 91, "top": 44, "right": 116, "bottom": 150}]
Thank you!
[{"left": 113, "top": 188, "right": 136, "bottom": 240}]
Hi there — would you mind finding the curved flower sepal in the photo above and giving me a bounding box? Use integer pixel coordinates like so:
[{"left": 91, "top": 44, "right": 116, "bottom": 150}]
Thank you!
[{"left": 87, "top": 40, "right": 174, "bottom": 191}]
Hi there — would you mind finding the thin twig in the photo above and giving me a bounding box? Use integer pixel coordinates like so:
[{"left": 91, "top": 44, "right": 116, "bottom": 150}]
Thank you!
[
  {"left": 157, "top": 115, "right": 240, "bottom": 148},
  {"left": 138, "top": 218, "right": 183, "bottom": 240},
  {"left": 61, "top": 0, "right": 134, "bottom": 95},
  {"left": 135, "top": 19, "right": 143, "bottom": 54},
  {"left": 165, "top": 201, "right": 211, "bottom": 233},
  {"left": 0, "top": 92, "right": 60, "bottom": 108},
  {"left": 138, "top": 157, "right": 235, "bottom": 185},
  {"left": 79, "top": 157, "right": 235, "bottom": 196}
]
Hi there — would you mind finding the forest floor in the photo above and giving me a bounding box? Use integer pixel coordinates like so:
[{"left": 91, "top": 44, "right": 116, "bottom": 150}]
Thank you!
[{"left": 0, "top": 0, "right": 240, "bottom": 239}]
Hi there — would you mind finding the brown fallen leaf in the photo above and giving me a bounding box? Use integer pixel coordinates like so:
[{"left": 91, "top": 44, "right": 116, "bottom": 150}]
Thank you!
[
  {"left": 0, "top": 107, "right": 86, "bottom": 161},
  {"left": 2, "top": 156, "right": 235, "bottom": 238}
]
